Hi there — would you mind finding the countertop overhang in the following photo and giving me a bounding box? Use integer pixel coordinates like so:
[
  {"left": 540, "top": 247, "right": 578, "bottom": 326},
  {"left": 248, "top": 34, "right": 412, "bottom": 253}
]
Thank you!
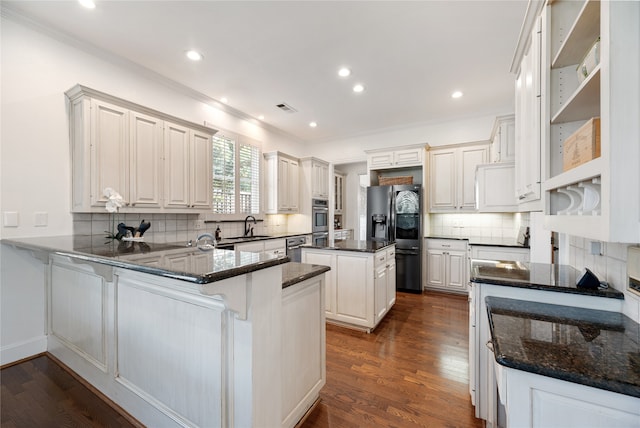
[
  {"left": 1, "top": 235, "right": 289, "bottom": 284},
  {"left": 470, "top": 259, "right": 624, "bottom": 300},
  {"left": 486, "top": 296, "right": 640, "bottom": 398}
]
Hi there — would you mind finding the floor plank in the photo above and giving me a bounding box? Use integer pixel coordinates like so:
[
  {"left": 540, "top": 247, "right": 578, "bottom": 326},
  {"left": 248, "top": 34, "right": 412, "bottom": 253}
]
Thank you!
[
  {"left": 302, "top": 291, "right": 482, "bottom": 428},
  {"left": 1, "top": 290, "right": 481, "bottom": 428}
]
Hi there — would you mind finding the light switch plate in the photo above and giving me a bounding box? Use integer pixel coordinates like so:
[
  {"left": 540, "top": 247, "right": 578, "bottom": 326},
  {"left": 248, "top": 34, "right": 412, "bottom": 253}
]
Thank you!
[{"left": 3, "top": 211, "right": 19, "bottom": 227}]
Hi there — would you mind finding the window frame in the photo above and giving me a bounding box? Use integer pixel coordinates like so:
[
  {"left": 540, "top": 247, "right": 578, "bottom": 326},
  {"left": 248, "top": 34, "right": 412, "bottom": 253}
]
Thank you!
[{"left": 208, "top": 129, "right": 264, "bottom": 221}]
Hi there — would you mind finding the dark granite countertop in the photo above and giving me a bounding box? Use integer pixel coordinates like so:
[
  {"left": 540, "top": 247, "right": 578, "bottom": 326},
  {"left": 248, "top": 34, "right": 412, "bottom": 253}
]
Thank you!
[
  {"left": 215, "top": 231, "right": 310, "bottom": 246},
  {"left": 303, "top": 239, "right": 395, "bottom": 253},
  {"left": 426, "top": 235, "right": 528, "bottom": 248},
  {"left": 282, "top": 262, "right": 330, "bottom": 289},
  {"left": 1, "top": 235, "right": 289, "bottom": 284},
  {"left": 486, "top": 296, "right": 640, "bottom": 398},
  {"left": 470, "top": 259, "right": 624, "bottom": 300}
]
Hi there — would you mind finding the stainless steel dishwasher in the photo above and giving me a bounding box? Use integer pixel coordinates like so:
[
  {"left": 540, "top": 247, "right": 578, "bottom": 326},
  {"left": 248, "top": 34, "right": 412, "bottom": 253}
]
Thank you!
[{"left": 286, "top": 236, "right": 307, "bottom": 263}]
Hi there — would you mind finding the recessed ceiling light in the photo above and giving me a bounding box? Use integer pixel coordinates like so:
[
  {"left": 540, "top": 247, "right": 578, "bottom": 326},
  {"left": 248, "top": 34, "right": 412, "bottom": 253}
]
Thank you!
[
  {"left": 451, "top": 91, "right": 463, "bottom": 99},
  {"left": 338, "top": 67, "right": 351, "bottom": 77},
  {"left": 185, "top": 50, "right": 203, "bottom": 61},
  {"left": 353, "top": 84, "right": 365, "bottom": 93},
  {"left": 220, "top": 97, "right": 228, "bottom": 104},
  {"left": 78, "top": 0, "right": 95, "bottom": 9},
  {"left": 309, "top": 122, "right": 318, "bottom": 128},
  {"left": 258, "top": 115, "right": 265, "bottom": 120}
]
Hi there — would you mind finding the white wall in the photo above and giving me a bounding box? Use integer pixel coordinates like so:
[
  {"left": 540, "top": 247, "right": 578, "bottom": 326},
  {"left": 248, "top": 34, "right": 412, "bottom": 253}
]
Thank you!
[
  {"left": 300, "top": 114, "right": 500, "bottom": 163},
  {"left": 0, "top": 15, "right": 303, "bottom": 240}
]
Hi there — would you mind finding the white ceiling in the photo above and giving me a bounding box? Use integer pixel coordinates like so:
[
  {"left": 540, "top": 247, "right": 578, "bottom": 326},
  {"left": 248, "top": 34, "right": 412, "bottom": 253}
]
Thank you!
[{"left": 3, "top": 0, "right": 528, "bottom": 143}]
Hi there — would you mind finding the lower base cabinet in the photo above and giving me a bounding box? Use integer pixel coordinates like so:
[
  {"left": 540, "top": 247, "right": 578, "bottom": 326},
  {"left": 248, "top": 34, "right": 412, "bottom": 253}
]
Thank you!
[
  {"left": 496, "top": 363, "right": 640, "bottom": 428},
  {"left": 425, "top": 239, "right": 468, "bottom": 294},
  {"left": 470, "top": 282, "right": 625, "bottom": 427},
  {"left": 302, "top": 245, "right": 395, "bottom": 332}
]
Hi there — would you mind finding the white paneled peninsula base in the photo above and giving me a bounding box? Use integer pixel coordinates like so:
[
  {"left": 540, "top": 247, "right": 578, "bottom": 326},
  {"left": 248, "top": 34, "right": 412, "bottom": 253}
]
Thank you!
[{"left": 1, "top": 236, "right": 327, "bottom": 428}]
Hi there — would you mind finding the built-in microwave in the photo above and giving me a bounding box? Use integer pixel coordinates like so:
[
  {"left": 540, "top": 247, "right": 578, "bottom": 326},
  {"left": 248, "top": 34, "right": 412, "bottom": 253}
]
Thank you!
[{"left": 312, "top": 198, "right": 329, "bottom": 233}]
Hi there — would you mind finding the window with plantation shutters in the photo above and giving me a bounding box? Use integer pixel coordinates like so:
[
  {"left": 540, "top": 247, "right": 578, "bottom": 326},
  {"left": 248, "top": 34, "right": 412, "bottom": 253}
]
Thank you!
[{"left": 212, "top": 132, "right": 261, "bottom": 215}]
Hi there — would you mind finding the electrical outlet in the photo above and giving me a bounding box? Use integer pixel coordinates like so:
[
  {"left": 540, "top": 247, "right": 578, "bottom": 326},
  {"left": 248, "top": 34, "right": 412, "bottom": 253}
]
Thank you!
[
  {"left": 34, "top": 212, "right": 48, "bottom": 227},
  {"left": 3, "top": 212, "right": 18, "bottom": 227},
  {"left": 194, "top": 220, "right": 205, "bottom": 230}
]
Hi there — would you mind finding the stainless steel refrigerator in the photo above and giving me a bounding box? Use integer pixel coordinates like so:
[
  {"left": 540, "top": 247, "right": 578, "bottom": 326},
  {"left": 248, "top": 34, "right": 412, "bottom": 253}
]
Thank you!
[{"left": 366, "top": 184, "right": 422, "bottom": 293}]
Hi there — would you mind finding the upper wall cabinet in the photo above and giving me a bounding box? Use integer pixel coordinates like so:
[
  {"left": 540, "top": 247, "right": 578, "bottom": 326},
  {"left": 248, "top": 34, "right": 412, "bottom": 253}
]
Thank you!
[
  {"left": 301, "top": 158, "right": 330, "bottom": 199},
  {"left": 429, "top": 143, "right": 489, "bottom": 213},
  {"left": 66, "top": 85, "right": 217, "bottom": 213},
  {"left": 366, "top": 144, "right": 425, "bottom": 170},
  {"left": 539, "top": 0, "right": 640, "bottom": 242},
  {"left": 514, "top": 15, "right": 543, "bottom": 210},
  {"left": 163, "top": 122, "right": 213, "bottom": 210},
  {"left": 490, "top": 115, "right": 516, "bottom": 163},
  {"left": 264, "top": 151, "right": 300, "bottom": 214}
]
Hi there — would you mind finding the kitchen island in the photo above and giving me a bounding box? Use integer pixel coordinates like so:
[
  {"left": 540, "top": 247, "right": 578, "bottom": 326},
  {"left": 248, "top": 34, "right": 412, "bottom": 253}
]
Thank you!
[
  {"left": 468, "top": 259, "right": 626, "bottom": 427},
  {"left": 1, "top": 235, "right": 328, "bottom": 428},
  {"left": 301, "top": 239, "right": 396, "bottom": 332}
]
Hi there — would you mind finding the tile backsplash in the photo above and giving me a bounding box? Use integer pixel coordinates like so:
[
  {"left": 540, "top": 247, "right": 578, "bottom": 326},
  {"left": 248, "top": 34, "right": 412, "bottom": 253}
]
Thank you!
[
  {"left": 73, "top": 213, "right": 291, "bottom": 243},
  {"left": 429, "top": 212, "right": 529, "bottom": 239},
  {"left": 566, "top": 236, "right": 639, "bottom": 322}
]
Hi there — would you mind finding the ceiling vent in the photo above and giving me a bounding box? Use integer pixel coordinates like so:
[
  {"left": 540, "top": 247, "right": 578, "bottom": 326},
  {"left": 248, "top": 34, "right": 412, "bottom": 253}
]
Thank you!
[{"left": 276, "top": 103, "right": 298, "bottom": 113}]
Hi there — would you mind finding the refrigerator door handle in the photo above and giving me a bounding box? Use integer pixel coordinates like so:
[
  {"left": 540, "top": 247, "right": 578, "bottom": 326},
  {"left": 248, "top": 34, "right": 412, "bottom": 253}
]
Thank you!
[{"left": 389, "top": 189, "right": 395, "bottom": 242}]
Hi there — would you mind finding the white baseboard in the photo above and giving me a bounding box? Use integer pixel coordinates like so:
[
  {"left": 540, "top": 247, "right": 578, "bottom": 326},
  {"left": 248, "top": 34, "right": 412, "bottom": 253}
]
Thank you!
[{"left": 0, "top": 335, "right": 47, "bottom": 366}]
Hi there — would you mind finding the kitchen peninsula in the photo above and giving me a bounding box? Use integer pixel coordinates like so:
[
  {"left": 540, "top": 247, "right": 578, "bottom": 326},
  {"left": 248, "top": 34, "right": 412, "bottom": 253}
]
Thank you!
[
  {"left": 1, "top": 235, "right": 328, "bottom": 428},
  {"left": 301, "top": 239, "right": 396, "bottom": 332}
]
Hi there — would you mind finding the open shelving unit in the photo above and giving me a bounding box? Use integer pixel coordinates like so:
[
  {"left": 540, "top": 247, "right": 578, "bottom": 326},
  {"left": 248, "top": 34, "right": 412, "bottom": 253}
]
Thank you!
[{"left": 542, "top": 0, "right": 640, "bottom": 242}]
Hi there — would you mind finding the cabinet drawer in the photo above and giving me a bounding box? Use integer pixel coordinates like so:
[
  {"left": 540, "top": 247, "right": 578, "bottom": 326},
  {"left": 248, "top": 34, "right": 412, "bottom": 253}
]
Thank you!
[
  {"left": 426, "top": 239, "right": 467, "bottom": 252},
  {"left": 386, "top": 247, "right": 396, "bottom": 261},
  {"left": 374, "top": 251, "right": 387, "bottom": 267}
]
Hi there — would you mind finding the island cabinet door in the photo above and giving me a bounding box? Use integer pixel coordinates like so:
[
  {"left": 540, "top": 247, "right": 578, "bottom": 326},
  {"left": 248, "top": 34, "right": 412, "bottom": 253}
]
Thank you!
[{"left": 334, "top": 253, "right": 372, "bottom": 327}]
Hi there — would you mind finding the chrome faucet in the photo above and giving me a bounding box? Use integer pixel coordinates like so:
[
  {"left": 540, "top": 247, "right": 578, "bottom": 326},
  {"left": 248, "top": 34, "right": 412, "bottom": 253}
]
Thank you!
[{"left": 244, "top": 215, "right": 256, "bottom": 237}]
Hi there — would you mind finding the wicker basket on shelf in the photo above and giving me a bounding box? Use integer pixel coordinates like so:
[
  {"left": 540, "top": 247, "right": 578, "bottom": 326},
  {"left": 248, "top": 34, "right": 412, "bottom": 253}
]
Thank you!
[{"left": 378, "top": 175, "right": 413, "bottom": 186}]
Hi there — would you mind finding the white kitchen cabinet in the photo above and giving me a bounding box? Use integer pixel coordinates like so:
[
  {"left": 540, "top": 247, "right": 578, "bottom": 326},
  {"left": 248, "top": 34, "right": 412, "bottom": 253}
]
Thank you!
[
  {"left": 496, "top": 362, "right": 640, "bottom": 428},
  {"left": 470, "top": 245, "right": 530, "bottom": 263},
  {"left": 542, "top": 0, "right": 640, "bottom": 242},
  {"left": 366, "top": 144, "right": 424, "bottom": 170},
  {"left": 264, "top": 239, "right": 287, "bottom": 258},
  {"left": 475, "top": 162, "right": 517, "bottom": 212},
  {"left": 514, "top": 15, "right": 543, "bottom": 209},
  {"left": 281, "top": 274, "right": 326, "bottom": 428},
  {"left": 164, "top": 122, "right": 213, "bottom": 210},
  {"left": 333, "top": 229, "right": 352, "bottom": 241},
  {"left": 264, "top": 152, "right": 300, "bottom": 214},
  {"left": 425, "top": 239, "right": 468, "bottom": 294},
  {"left": 429, "top": 143, "right": 489, "bottom": 212},
  {"left": 234, "top": 238, "right": 286, "bottom": 259},
  {"left": 301, "top": 245, "right": 395, "bottom": 332},
  {"left": 70, "top": 96, "right": 164, "bottom": 211},
  {"left": 300, "top": 158, "right": 330, "bottom": 199},
  {"left": 470, "top": 281, "right": 624, "bottom": 426},
  {"left": 490, "top": 115, "right": 516, "bottom": 163},
  {"left": 334, "top": 172, "right": 344, "bottom": 214},
  {"left": 385, "top": 247, "right": 396, "bottom": 309},
  {"left": 66, "top": 85, "right": 216, "bottom": 213}
]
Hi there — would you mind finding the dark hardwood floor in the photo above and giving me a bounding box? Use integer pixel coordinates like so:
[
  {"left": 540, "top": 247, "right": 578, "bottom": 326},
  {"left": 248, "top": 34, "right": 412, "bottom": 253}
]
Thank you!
[
  {"left": 1, "top": 291, "right": 481, "bottom": 428},
  {"left": 0, "top": 355, "right": 138, "bottom": 428},
  {"left": 302, "top": 291, "right": 482, "bottom": 428}
]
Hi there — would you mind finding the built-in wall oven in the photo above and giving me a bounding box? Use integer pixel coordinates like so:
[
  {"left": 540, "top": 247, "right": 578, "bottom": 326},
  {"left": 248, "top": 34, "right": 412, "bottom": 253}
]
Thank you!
[
  {"left": 312, "top": 198, "right": 329, "bottom": 233},
  {"left": 312, "top": 232, "right": 329, "bottom": 247}
]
